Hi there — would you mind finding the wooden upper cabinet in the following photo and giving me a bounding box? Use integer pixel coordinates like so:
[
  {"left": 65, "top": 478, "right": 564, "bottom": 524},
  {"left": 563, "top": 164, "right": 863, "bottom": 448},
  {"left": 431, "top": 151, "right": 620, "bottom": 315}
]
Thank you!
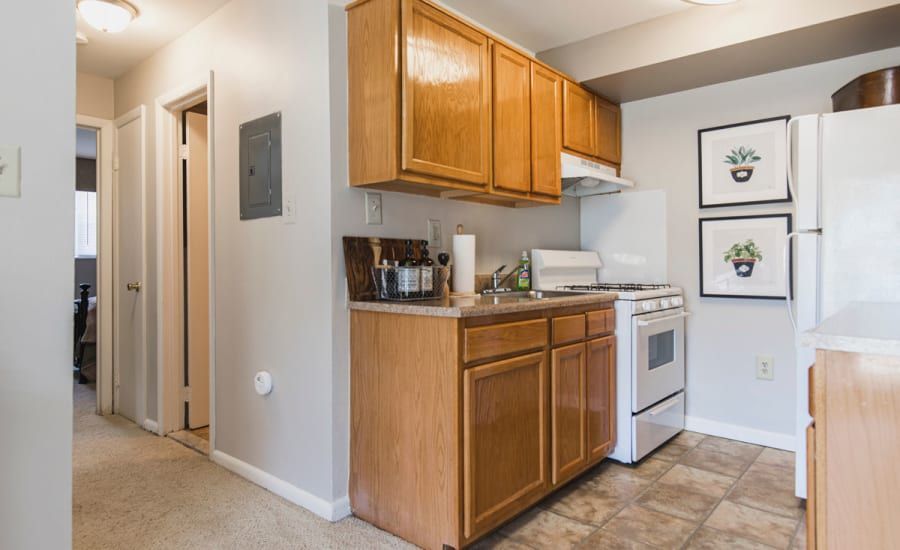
[
  {"left": 463, "top": 352, "right": 548, "bottom": 539},
  {"left": 595, "top": 96, "right": 621, "bottom": 165},
  {"left": 562, "top": 80, "right": 597, "bottom": 157},
  {"left": 586, "top": 336, "right": 616, "bottom": 463},
  {"left": 492, "top": 43, "right": 531, "bottom": 194},
  {"left": 401, "top": 0, "right": 490, "bottom": 186},
  {"left": 530, "top": 64, "right": 562, "bottom": 196},
  {"left": 551, "top": 343, "right": 587, "bottom": 485}
]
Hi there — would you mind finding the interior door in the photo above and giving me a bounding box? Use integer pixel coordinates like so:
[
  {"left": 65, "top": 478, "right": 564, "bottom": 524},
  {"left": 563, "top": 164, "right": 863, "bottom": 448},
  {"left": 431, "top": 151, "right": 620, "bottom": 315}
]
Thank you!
[
  {"left": 113, "top": 109, "right": 146, "bottom": 422},
  {"left": 401, "top": 0, "right": 490, "bottom": 185},
  {"left": 530, "top": 63, "right": 562, "bottom": 196},
  {"left": 185, "top": 111, "right": 210, "bottom": 429},
  {"left": 551, "top": 342, "right": 587, "bottom": 485},
  {"left": 491, "top": 42, "right": 531, "bottom": 193}
]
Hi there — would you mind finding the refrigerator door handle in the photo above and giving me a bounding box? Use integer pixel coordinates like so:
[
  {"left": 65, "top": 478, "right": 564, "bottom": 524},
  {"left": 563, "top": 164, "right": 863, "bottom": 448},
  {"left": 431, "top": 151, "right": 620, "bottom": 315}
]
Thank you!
[
  {"left": 785, "top": 229, "right": 822, "bottom": 336},
  {"left": 786, "top": 117, "right": 798, "bottom": 200}
]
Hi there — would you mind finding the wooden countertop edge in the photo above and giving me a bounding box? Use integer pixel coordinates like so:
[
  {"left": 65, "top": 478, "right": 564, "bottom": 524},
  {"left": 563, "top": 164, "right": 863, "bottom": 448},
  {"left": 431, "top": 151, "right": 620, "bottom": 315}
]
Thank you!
[{"left": 348, "top": 293, "right": 617, "bottom": 318}]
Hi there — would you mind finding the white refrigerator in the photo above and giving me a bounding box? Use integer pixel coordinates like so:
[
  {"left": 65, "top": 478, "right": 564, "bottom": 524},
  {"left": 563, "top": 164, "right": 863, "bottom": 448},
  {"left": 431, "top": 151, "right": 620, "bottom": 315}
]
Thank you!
[{"left": 789, "top": 104, "right": 900, "bottom": 498}]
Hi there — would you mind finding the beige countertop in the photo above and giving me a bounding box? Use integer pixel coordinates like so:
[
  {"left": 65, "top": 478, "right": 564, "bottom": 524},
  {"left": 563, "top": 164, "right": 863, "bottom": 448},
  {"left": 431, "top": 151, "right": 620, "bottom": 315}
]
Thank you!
[
  {"left": 801, "top": 302, "right": 900, "bottom": 357},
  {"left": 349, "top": 292, "right": 617, "bottom": 318}
]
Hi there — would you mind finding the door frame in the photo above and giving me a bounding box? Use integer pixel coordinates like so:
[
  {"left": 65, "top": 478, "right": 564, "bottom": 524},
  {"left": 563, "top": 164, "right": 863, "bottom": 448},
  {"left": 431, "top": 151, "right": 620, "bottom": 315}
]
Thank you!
[
  {"left": 76, "top": 114, "right": 115, "bottom": 416},
  {"left": 113, "top": 105, "right": 149, "bottom": 425},
  {"left": 154, "top": 72, "right": 216, "bottom": 448}
]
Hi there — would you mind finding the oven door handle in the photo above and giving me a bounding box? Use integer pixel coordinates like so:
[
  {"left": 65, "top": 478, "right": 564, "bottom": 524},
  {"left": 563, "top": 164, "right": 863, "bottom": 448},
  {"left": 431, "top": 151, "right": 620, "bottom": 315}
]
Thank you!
[
  {"left": 648, "top": 396, "right": 682, "bottom": 417},
  {"left": 636, "top": 311, "right": 691, "bottom": 327}
]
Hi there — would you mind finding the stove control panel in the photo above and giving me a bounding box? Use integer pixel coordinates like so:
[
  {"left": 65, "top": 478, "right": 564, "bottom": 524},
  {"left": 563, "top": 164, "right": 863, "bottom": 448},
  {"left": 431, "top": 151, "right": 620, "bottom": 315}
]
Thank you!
[
  {"left": 641, "top": 301, "right": 658, "bottom": 312},
  {"left": 671, "top": 297, "right": 684, "bottom": 307}
]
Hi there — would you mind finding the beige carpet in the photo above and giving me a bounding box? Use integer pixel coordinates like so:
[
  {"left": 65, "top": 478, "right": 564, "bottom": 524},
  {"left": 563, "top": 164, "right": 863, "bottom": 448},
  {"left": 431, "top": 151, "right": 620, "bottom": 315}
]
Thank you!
[{"left": 73, "top": 383, "right": 413, "bottom": 550}]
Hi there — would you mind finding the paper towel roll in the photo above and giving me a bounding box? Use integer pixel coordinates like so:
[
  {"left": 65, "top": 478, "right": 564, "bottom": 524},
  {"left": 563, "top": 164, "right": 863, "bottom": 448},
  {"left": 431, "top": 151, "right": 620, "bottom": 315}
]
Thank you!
[{"left": 452, "top": 234, "right": 476, "bottom": 294}]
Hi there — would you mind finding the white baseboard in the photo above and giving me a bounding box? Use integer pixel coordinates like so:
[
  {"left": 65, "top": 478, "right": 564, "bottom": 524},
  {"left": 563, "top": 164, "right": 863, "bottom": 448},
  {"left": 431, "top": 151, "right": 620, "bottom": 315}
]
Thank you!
[
  {"left": 211, "top": 450, "right": 351, "bottom": 522},
  {"left": 141, "top": 418, "right": 159, "bottom": 434},
  {"left": 685, "top": 416, "right": 795, "bottom": 451}
]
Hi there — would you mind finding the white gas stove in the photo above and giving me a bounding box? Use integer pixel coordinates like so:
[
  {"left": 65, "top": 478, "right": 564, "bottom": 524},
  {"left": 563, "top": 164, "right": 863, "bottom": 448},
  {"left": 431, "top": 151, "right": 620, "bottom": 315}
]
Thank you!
[{"left": 532, "top": 249, "right": 688, "bottom": 463}]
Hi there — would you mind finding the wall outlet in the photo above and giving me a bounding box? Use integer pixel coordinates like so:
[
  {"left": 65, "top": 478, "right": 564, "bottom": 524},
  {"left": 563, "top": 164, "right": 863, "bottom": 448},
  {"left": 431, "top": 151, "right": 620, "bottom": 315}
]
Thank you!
[
  {"left": 365, "top": 192, "right": 382, "bottom": 225},
  {"left": 427, "top": 218, "right": 442, "bottom": 248},
  {"left": 756, "top": 355, "right": 774, "bottom": 381}
]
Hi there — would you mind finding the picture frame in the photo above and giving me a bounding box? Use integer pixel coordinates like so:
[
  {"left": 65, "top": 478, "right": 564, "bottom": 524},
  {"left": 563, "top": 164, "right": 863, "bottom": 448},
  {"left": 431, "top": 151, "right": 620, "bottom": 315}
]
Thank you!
[
  {"left": 699, "top": 214, "right": 792, "bottom": 300},
  {"left": 698, "top": 115, "right": 792, "bottom": 208}
]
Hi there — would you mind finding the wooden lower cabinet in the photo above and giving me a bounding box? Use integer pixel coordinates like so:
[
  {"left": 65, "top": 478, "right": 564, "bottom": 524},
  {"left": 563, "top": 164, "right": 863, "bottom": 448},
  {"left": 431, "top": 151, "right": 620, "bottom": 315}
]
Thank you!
[
  {"left": 807, "top": 349, "right": 900, "bottom": 549},
  {"left": 551, "top": 343, "right": 587, "bottom": 484},
  {"left": 587, "top": 336, "right": 616, "bottom": 461},
  {"left": 349, "top": 303, "right": 616, "bottom": 549},
  {"left": 463, "top": 352, "right": 548, "bottom": 539}
]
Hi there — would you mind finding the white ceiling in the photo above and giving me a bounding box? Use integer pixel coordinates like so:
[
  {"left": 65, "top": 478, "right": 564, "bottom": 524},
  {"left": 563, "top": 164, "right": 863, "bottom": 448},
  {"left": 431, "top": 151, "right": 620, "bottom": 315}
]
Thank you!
[
  {"left": 440, "top": 0, "right": 692, "bottom": 52},
  {"left": 76, "top": 0, "right": 231, "bottom": 79}
]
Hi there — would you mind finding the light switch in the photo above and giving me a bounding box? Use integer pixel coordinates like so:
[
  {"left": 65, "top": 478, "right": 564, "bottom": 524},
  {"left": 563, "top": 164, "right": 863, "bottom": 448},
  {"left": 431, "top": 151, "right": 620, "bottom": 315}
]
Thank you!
[
  {"left": 365, "top": 192, "right": 382, "bottom": 225},
  {"left": 283, "top": 192, "right": 296, "bottom": 224},
  {"left": 0, "top": 146, "right": 21, "bottom": 198}
]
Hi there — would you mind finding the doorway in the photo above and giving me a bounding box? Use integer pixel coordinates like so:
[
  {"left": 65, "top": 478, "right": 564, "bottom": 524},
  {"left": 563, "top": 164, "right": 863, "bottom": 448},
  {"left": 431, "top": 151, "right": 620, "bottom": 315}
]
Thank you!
[
  {"left": 155, "top": 75, "right": 215, "bottom": 454},
  {"left": 168, "top": 101, "right": 211, "bottom": 453},
  {"left": 75, "top": 115, "right": 115, "bottom": 416}
]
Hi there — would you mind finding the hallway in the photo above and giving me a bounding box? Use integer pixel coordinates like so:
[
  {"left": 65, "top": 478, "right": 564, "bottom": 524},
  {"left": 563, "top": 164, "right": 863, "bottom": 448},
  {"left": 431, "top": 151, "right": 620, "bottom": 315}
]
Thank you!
[{"left": 72, "top": 384, "right": 410, "bottom": 549}]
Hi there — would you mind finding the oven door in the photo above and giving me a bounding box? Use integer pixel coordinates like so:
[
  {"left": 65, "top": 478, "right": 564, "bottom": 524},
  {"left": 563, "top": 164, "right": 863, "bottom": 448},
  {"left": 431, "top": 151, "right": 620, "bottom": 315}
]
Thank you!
[{"left": 632, "top": 307, "right": 687, "bottom": 412}]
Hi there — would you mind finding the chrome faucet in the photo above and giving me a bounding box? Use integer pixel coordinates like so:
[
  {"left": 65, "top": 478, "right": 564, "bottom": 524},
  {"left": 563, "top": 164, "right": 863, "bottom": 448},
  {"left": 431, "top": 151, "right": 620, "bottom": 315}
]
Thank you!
[{"left": 485, "top": 264, "right": 517, "bottom": 294}]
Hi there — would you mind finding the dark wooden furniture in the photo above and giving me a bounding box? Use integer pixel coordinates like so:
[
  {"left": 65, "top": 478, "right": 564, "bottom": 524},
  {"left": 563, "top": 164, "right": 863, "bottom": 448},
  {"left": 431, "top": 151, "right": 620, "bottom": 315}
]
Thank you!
[
  {"left": 73, "top": 283, "right": 91, "bottom": 384},
  {"left": 832, "top": 66, "right": 900, "bottom": 112}
]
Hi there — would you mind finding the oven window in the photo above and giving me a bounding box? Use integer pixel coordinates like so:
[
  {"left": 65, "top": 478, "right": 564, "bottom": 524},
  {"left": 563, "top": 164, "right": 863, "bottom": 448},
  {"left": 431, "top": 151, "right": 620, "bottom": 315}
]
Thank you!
[{"left": 648, "top": 330, "right": 675, "bottom": 370}]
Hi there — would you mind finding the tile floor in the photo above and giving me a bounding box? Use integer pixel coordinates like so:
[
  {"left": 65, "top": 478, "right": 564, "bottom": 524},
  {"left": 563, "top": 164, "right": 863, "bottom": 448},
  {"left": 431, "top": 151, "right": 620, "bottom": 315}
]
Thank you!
[{"left": 476, "top": 431, "right": 806, "bottom": 550}]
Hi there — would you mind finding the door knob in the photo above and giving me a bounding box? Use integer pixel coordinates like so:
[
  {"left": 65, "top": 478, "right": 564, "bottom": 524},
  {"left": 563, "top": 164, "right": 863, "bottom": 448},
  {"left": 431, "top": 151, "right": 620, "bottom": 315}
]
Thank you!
[{"left": 126, "top": 281, "right": 142, "bottom": 292}]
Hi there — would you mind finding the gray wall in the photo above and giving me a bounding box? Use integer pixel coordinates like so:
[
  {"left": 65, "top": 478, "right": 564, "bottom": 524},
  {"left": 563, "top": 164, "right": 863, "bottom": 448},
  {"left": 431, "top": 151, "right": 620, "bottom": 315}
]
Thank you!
[
  {"left": 0, "top": 2, "right": 74, "bottom": 548},
  {"left": 115, "top": 0, "right": 336, "bottom": 502},
  {"left": 619, "top": 46, "right": 900, "bottom": 444},
  {"left": 327, "top": 5, "right": 581, "bottom": 499}
]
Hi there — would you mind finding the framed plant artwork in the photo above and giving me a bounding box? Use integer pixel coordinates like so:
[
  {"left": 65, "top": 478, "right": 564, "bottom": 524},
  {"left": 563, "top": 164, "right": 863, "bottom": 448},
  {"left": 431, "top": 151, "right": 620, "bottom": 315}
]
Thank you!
[
  {"left": 698, "top": 115, "right": 791, "bottom": 208},
  {"left": 699, "top": 214, "right": 792, "bottom": 299}
]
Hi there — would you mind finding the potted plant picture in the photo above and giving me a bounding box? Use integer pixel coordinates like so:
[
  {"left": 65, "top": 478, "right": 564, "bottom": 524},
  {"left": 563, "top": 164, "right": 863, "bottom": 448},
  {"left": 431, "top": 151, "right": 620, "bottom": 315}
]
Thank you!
[
  {"left": 723, "top": 146, "right": 762, "bottom": 183},
  {"left": 723, "top": 239, "right": 763, "bottom": 278}
]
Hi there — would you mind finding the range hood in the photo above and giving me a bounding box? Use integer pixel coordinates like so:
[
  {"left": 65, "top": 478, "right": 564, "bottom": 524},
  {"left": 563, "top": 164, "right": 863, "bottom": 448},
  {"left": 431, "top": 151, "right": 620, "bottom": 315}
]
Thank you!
[{"left": 561, "top": 152, "right": 634, "bottom": 197}]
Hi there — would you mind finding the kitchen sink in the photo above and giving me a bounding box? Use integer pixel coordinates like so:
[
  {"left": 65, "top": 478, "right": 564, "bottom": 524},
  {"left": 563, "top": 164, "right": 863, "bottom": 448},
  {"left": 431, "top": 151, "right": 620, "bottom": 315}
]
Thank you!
[{"left": 480, "top": 290, "right": 584, "bottom": 303}]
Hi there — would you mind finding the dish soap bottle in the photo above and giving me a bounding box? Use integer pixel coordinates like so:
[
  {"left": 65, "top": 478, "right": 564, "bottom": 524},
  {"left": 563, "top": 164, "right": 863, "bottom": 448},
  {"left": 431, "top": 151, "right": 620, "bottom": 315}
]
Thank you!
[{"left": 516, "top": 250, "right": 530, "bottom": 291}]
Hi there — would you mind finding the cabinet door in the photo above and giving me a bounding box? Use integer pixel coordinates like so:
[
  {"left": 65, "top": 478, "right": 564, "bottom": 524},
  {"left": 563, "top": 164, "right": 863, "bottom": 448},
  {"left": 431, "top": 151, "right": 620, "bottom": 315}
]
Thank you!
[
  {"left": 492, "top": 43, "right": 531, "bottom": 193},
  {"left": 530, "top": 64, "right": 562, "bottom": 196},
  {"left": 586, "top": 336, "right": 616, "bottom": 463},
  {"left": 551, "top": 343, "right": 587, "bottom": 485},
  {"left": 562, "top": 80, "right": 596, "bottom": 157},
  {"left": 401, "top": 0, "right": 490, "bottom": 186},
  {"left": 595, "top": 96, "right": 621, "bottom": 165},
  {"left": 464, "top": 352, "right": 548, "bottom": 539}
]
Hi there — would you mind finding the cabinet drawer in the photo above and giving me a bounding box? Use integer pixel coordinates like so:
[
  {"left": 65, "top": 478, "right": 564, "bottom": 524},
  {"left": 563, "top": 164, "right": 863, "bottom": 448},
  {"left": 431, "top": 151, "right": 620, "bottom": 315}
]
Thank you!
[
  {"left": 552, "top": 314, "right": 586, "bottom": 346},
  {"left": 465, "top": 319, "right": 548, "bottom": 363},
  {"left": 586, "top": 309, "right": 615, "bottom": 337}
]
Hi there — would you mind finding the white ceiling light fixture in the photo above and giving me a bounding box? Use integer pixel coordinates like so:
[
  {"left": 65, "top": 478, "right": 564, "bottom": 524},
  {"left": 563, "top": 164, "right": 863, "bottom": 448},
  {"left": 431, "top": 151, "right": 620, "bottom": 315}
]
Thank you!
[
  {"left": 77, "top": 0, "right": 139, "bottom": 33},
  {"left": 682, "top": 0, "right": 740, "bottom": 4}
]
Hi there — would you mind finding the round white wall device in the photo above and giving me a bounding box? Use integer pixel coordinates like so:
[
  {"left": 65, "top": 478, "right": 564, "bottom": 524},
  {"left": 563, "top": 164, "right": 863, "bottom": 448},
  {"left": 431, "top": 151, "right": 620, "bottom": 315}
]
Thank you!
[{"left": 254, "top": 371, "right": 273, "bottom": 395}]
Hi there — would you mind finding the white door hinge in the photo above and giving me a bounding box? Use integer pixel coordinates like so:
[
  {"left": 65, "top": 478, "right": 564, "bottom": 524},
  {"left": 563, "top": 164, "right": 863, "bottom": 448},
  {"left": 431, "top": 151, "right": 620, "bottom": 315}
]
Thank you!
[
  {"left": 179, "top": 144, "right": 189, "bottom": 160},
  {"left": 181, "top": 386, "right": 192, "bottom": 402},
  {"left": 113, "top": 156, "right": 120, "bottom": 171}
]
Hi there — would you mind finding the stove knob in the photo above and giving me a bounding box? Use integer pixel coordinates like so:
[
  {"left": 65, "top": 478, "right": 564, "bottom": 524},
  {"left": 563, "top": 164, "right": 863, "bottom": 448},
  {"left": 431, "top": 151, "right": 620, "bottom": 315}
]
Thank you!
[
  {"left": 659, "top": 298, "right": 671, "bottom": 309},
  {"left": 672, "top": 297, "right": 683, "bottom": 307},
  {"left": 641, "top": 301, "right": 656, "bottom": 312}
]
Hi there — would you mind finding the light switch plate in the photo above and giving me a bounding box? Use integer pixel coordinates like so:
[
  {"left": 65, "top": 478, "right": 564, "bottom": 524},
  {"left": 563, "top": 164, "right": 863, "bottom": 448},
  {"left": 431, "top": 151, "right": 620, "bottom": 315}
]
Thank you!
[
  {"left": 427, "top": 218, "right": 442, "bottom": 248},
  {"left": 283, "top": 192, "right": 296, "bottom": 224},
  {"left": 0, "top": 146, "right": 22, "bottom": 198},
  {"left": 365, "top": 192, "right": 382, "bottom": 225}
]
